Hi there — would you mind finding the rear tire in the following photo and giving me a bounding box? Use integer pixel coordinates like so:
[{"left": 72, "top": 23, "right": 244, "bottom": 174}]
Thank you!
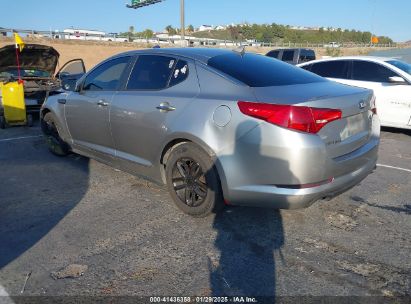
[
  {"left": 165, "top": 143, "right": 224, "bottom": 217},
  {"left": 42, "top": 112, "right": 70, "bottom": 156}
]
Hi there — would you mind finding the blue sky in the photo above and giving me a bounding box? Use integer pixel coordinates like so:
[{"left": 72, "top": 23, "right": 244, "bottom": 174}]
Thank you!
[{"left": 3, "top": 0, "right": 411, "bottom": 41}]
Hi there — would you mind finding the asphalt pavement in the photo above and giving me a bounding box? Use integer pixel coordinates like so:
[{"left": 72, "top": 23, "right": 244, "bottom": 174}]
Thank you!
[{"left": 0, "top": 122, "right": 410, "bottom": 301}]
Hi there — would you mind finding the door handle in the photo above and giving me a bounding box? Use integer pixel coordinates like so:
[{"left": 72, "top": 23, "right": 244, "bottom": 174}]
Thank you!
[
  {"left": 156, "top": 102, "right": 176, "bottom": 112},
  {"left": 57, "top": 99, "right": 67, "bottom": 104},
  {"left": 97, "top": 100, "right": 109, "bottom": 107}
]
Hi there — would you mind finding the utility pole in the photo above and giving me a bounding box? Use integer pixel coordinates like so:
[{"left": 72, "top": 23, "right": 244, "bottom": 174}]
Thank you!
[{"left": 180, "top": 0, "right": 185, "bottom": 47}]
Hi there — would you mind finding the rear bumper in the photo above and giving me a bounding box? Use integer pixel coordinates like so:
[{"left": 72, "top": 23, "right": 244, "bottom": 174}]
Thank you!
[{"left": 226, "top": 144, "right": 377, "bottom": 209}]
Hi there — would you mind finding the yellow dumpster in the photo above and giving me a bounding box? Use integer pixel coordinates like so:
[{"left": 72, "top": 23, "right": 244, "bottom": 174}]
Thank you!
[{"left": 0, "top": 81, "right": 32, "bottom": 129}]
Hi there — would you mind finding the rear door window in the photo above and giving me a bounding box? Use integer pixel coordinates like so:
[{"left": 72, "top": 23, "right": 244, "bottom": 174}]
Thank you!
[
  {"left": 208, "top": 53, "right": 325, "bottom": 87},
  {"left": 126, "top": 55, "right": 176, "bottom": 90},
  {"left": 282, "top": 50, "right": 295, "bottom": 62},
  {"left": 169, "top": 60, "right": 189, "bottom": 87},
  {"left": 352, "top": 61, "right": 397, "bottom": 83},
  {"left": 310, "top": 61, "right": 350, "bottom": 79}
]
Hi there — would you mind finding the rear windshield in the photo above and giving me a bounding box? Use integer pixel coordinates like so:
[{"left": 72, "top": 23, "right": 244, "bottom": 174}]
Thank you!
[
  {"left": 208, "top": 53, "right": 325, "bottom": 87},
  {"left": 387, "top": 60, "right": 411, "bottom": 75}
]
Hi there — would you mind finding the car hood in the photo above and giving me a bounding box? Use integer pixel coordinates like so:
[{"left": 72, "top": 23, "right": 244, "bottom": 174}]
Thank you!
[{"left": 0, "top": 44, "right": 60, "bottom": 75}]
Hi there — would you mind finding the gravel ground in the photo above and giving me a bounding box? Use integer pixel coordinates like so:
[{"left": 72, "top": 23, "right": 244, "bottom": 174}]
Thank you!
[{"left": 0, "top": 122, "right": 410, "bottom": 302}]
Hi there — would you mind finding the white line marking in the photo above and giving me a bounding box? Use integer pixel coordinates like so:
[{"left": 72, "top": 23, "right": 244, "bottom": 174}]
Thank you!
[
  {"left": 377, "top": 164, "right": 411, "bottom": 173},
  {"left": 0, "top": 135, "right": 42, "bottom": 143}
]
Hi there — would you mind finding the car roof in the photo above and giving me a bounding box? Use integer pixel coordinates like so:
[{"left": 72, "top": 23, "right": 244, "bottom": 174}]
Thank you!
[
  {"left": 114, "top": 48, "right": 235, "bottom": 64},
  {"left": 298, "top": 56, "right": 397, "bottom": 66}
]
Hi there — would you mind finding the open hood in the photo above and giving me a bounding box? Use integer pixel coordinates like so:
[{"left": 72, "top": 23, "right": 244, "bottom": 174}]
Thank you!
[{"left": 0, "top": 44, "right": 60, "bottom": 75}]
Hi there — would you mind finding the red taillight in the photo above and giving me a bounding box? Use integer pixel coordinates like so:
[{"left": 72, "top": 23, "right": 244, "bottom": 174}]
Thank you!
[
  {"left": 370, "top": 95, "right": 377, "bottom": 114},
  {"left": 238, "top": 101, "right": 342, "bottom": 134}
]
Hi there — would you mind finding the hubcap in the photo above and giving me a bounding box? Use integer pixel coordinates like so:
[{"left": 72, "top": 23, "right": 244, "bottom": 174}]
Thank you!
[{"left": 172, "top": 158, "right": 208, "bottom": 207}]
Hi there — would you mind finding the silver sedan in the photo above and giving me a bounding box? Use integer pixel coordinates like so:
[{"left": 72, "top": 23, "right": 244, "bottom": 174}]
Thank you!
[{"left": 41, "top": 48, "right": 380, "bottom": 217}]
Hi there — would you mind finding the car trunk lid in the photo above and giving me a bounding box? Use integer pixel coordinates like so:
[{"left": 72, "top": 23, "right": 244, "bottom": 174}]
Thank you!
[{"left": 251, "top": 81, "right": 374, "bottom": 159}]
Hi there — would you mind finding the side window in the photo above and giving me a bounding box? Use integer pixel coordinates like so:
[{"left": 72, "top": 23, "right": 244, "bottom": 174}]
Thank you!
[
  {"left": 300, "top": 64, "right": 313, "bottom": 72},
  {"left": 282, "top": 50, "right": 294, "bottom": 62},
  {"left": 126, "top": 55, "right": 176, "bottom": 90},
  {"left": 169, "top": 60, "right": 189, "bottom": 87},
  {"left": 267, "top": 51, "right": 280, "bottom": 59},
  {"left": 299, "top": 51, "right": 316, "bottom": 63},
  {"left": 311, "top": 61, "right": 350, "bottom": 79},
  {"left": 83, "top": 56, "right": 130, "bottom": 91},
  {"left": 352, "top": 61, "right": 396, "bottom": 83}
]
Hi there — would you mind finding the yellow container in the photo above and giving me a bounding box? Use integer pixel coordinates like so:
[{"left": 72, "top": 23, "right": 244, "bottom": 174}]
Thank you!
[{"left": 0, "top": 81, "right": 26, "bottom": 125}]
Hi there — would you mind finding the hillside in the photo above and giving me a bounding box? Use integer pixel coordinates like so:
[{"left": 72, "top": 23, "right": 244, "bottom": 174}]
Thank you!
[{"left": 192, "top": 24, "right": 394, "bottom": 44}]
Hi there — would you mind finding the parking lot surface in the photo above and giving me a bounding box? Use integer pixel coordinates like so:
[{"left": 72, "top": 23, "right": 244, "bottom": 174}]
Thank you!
[{"left": 0, "top": 123, "right": 410, "bottom": 299}]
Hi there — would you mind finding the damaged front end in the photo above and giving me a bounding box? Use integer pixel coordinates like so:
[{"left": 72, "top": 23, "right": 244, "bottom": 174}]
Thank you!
[{"left": 0, "top": 44, "right": 85, "bottom": 115}]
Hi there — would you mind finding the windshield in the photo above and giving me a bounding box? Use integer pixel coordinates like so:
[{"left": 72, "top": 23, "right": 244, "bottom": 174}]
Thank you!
[
  {"left": 0, "top": 69, "right": 51, "bottom": 79},
  {"left": 387, "top": 60, "right": 411, "bottom": 75},
  {"left": 208, "top": 53, "right": 326, "bottom": 87}
]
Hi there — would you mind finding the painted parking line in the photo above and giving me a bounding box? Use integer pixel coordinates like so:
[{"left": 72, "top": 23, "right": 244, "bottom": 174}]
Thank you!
[
  {"left": 377, "top": 164, "right": 411, "bottom": 173},
  {"left": 0, "top": 135, "right": 42, "bottom": 143}
]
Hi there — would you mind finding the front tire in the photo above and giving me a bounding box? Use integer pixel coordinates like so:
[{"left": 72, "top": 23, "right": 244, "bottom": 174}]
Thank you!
[
  {"left": 165, "top": 143, "right": 224, "bottom": 217},
  {"left": 41, "top": 112, "right": 70, "bottom": 156}
]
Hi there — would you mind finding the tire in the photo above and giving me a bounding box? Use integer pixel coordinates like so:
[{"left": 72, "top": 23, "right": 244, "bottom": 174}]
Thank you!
[
  {"left": 0, "top": 116, "right": 6, "bottom": 129},
  {"left": 41, "top": 112, "right": 70, "bottom": 156},
  {"left": 165, "top": 142, "right": 224, "bottom": 217},
  {"left": 26, "top": 114, "right": 33, "bottom": 127}
]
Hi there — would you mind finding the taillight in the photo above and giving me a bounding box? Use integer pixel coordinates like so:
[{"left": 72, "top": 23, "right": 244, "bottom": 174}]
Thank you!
[
  {"left": 370, "top": 95, "right": 377, "bottom": 114},
  {"left": 238, "top": 101, "right": 342, "bottom": 134}
]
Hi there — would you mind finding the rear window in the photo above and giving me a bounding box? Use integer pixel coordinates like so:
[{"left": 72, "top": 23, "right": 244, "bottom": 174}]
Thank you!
[{"left": 207, "top": 53, "right": 325, "bottom": 87}]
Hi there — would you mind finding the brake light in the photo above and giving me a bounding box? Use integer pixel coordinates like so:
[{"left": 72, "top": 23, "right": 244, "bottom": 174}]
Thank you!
[
  {"left": 370, "top": 95, "right": 377, "bottom": 114},
  {"left": 238, "top": 101, "right": 342, "bottom": 134}
]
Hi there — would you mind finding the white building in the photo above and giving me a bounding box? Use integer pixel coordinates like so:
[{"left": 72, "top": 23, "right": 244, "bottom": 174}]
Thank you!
[{"left": 198, "top": 25, "right": 214, "bottom": 32}]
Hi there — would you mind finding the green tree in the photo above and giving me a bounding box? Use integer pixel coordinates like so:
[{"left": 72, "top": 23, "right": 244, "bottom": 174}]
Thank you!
[
  {"left": 187, "top": 25, "right": 194, "bottom": 33},
  {"left": 142, "top": 29, "right": 154, "bottom": 39},
  {"left": 165, "top": 25, "right": 177, "bottom": 36}
]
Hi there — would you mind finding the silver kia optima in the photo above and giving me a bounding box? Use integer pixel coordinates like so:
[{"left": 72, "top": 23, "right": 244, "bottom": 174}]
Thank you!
[{"left": 41, "top": 48, "right": 380, "bottom": 217}]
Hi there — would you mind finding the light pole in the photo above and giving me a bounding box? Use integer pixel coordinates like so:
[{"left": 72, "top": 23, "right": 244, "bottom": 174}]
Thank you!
[
  {"left": 126, "top": 0, "right": 187, "bottom": 47},
  {"left": 180, "top": 0, "right": 185, "bottom": 46}
]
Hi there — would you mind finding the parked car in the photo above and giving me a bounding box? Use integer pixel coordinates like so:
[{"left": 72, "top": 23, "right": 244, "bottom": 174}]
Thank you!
[
  {"left": 41, "top": 48, "right": 379, "bottom": 217},
  {"left": 324, "top": 42, "right": 341, "bottom": 48},
  {"left": 0, "top": 44, "right": 85, "bottom": 115},
  {"left": 298, "top": 56, "right": 411, "bottom": 130},
  {"left": 266, "top": 48, "right": 316, "bottom": 65}
]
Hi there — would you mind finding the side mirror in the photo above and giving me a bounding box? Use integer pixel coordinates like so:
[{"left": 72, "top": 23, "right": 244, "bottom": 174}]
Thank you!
[{"left": 388, "top": 76, "right": 407, "bottom": 85}]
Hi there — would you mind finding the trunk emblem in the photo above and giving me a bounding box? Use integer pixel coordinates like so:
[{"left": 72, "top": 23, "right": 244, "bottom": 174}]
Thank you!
[{"left": 359, "top": 101, "right": 366, "bottom": 109}]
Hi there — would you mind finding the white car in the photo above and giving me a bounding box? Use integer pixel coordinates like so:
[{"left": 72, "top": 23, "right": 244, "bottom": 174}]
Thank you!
[{"left": 298, "top": 56, "right": 411, "bottom": 130}]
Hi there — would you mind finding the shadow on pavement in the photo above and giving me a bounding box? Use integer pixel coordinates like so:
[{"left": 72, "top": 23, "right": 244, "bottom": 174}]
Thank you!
[{"left": 0, "top": 136, "right": 89, "bottom": 269}]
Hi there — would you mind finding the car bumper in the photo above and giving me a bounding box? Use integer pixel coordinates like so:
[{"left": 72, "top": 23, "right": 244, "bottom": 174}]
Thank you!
[{"left": 226, "top": 149, "right": 377, "bottom": 209}]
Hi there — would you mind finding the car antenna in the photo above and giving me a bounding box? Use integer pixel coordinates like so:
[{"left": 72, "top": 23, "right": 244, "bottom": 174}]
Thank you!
[{"left": 232, "top": 45, "right": 246, "bottom": 57}]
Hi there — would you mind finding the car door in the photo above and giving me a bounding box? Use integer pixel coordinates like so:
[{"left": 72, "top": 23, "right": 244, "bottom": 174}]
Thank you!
[
  {"left": 55, "top": 58, "right": 86, "bottom": 91},
  {"left": 110, "top": 54, "right": 199, "bottom": 181},
  {"left": 64, "top": 55, "right": 131, "bottom": 163},
  {"left": 351, "top": 60, "right": 411, "bottom": 127}
]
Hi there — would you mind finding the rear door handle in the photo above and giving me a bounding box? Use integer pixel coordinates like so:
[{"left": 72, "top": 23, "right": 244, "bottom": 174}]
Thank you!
[
  {"left": 97, "top": 100, "right": 109, "bottom": 107},
  {"left": 156, "top": 102, "right": 176, "bottom": 112},
  {"left": 57, "top": 99, "right": 67, "bottom": 104}
]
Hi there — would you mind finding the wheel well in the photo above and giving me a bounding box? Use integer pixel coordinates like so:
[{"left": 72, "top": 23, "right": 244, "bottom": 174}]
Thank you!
[
  {"left": 159, "top": 139, "right": 191, "bottom": 184},
  {"left": 41, "top": 108, "right": 51, "bottom": 119}
]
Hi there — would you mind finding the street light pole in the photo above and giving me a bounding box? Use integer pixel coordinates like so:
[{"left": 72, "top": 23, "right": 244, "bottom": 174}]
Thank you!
[{"left": 180, "top": 0, "right": 185, "bottom": 47}]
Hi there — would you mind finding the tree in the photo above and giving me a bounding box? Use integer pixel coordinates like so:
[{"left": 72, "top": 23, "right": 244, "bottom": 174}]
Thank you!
[
  {"left": 165, "top": 25, "right": 177, "bottom": 36},
  {"left": 142, "top": 29, "right": 154, "bottom": 39},
  {"left": 128, "top": 25, "right": 135, "bottom": 42},
  {"left": 187, "top": 25, "right": 194, "bottom": 33}
]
